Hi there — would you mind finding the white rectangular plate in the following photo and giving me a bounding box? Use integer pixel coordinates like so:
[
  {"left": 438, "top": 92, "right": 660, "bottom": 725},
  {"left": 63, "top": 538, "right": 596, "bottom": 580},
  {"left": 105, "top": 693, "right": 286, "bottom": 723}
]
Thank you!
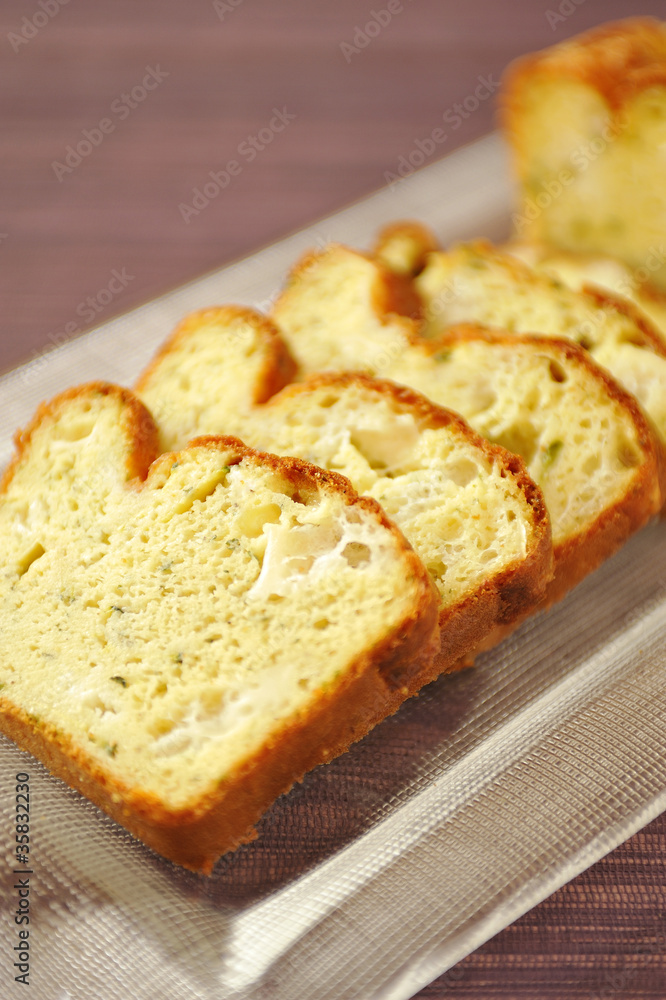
[{"left": 2, "top": 133, "right": 666, "bottom": 1000}]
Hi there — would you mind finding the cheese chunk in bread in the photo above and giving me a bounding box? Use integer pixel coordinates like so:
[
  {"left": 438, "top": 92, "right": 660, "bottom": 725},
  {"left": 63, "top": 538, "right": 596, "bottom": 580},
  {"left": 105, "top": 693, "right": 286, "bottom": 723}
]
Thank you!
[
  {"left": 416, "top": 240, "right": 666, "bottom": 460},
  {"left": 138, "top": 329, "right": 553, "bottom": 662},
  {"left": 268, "top": 243, "right": 665, "bottom": 604},
  {"left": 0, "top": 383, "right": 440, "bottom": 871}
]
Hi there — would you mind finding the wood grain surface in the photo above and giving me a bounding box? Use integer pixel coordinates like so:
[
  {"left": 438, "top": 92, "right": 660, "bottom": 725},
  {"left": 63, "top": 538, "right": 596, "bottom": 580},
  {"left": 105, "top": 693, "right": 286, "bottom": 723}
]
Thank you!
[{"left": 2, "top": 1, "right": 665, "bottom": 997}]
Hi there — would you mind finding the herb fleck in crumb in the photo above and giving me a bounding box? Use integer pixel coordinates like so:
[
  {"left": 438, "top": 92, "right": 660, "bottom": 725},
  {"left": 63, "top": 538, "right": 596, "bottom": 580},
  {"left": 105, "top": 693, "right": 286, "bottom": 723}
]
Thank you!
[{"left": 542, "top": 440, "right": 564, "bottom": 469}]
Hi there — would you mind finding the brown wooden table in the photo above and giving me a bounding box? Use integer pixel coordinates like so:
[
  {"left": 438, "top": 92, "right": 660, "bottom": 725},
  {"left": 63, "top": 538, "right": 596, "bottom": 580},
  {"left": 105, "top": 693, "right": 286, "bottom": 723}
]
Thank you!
[{"left": 2, "top": 1, "right": 665, "bottom": 995}]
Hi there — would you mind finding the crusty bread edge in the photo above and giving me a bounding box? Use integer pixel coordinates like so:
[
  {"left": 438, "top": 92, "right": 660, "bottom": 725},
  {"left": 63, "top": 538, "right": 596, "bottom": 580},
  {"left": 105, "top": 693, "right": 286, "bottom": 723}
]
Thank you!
[
  {"left": 273, "top": 244, "right": 424, "bottom": 332},
  {"left": 580, "top": 284, "right": 666, "bottom": 355},
  {"left": 135, "top": 305, "right": 299, "bottom": 406},
  {"left": 262, "top": 370, "right": 554, "bottom": 653},
  {"left": 0, "top": 397, "right": 440, "bottom": 872},
  {"left": 0, "top": 381, "right": 160, "bottom": 494},
  {"left": 425, "top": 327, "right": 666, "bottom": 603},
  {"left": 500, "top": 17, "right": 666, "bottom": 120},
  {"left": 374, "top": 221, "right": 441, "bottom": 278}
]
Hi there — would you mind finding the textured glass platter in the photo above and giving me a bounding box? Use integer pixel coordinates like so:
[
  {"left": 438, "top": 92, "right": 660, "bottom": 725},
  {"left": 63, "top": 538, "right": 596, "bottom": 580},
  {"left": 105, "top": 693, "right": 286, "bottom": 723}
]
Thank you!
[{"left": 1, "top": 133, "right": 666, "bottom": 1000}]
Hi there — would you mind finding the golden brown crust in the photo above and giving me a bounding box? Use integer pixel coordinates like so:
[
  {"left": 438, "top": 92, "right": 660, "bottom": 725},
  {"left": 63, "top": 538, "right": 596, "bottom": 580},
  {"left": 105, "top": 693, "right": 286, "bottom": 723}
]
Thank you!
[
  {"left": 503, "top": 240, "right": 666, "bottom": 323},
  {"left": 423, "top": 239, "right": 666, "bottom": 357},
  {"left": 261, "top": 371, "right": 554, "bottom": 643},
  {"left": 374, "top": 220, "right": 441, "bottom": 278},
  {"left": 501, "top": 17, "right": 666, "bottom": 118},
  {"left": 0, "top": 410, "right": 440, "bottom": 872},
  {"left": 135, "top": 305, "right": 299, "bottom": 405},
  {"left": 275, "top": 244, "right": 423, "bottom": 338},
  {"left": 580, "top": 285, "right": 666, "bottom": 355},
  {"left": 0, "top": 381, "right": 160, "bottom": 495},
  {"left": 423, "top": 326, "right": 666, "bottom": 605},
  {"left": 377, "top": 266, "right": 424, "bottom": 323},
  {"left": 0, "top": 592, "right": 439, "bottom": 873}
]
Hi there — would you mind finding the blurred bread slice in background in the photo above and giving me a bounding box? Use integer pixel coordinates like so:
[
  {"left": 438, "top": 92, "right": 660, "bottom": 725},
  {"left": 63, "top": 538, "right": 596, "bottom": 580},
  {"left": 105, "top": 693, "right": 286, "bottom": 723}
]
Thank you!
[{"left": 500, "top": 17, "right": 666, "bottom": 289}]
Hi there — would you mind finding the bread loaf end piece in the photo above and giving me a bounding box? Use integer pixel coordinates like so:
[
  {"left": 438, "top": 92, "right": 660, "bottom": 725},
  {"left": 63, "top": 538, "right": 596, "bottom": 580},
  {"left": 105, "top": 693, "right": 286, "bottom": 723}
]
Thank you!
[{"left": 501, "top": 18, "right": 666, "bottom": 288}]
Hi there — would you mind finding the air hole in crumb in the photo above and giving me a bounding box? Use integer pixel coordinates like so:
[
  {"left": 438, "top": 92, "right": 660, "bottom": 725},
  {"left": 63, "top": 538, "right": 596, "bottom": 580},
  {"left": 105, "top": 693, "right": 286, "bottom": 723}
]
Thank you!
[
  {"left": 313, "top": 618, "right": 330, "bottom": 629},
  {"left": 578, "top": 335, "right": 593, "bottom": 351},
  {"left": 426, "top": 558, "right": 447, "bottom": 580},
  {"left": 548, "top": 359, "right": 567, "bottom": 383},
  {"left": 620, "top": 331, "right": 647, "bottom": 348},
  {"left": 150, "top": 717, "right": 176, "bottom": 738},
  {"left": 582, "top": 453, "right": 601, "bottom": 476},
  {"left": 17, "top": 542, "right": 45, "bottom": 578},
  {"left": 507, "top": 510, "right": 516, "bottom": 522},
  {"left": 342, "top": 542, "right": 371, "bottom": 568},
  {"left": 54, "top": 418, "right": 95, "bottom": 442},
  {"left": 317, "top": 395, "right": 339, "bottom": 409},
  {"left": 617, "top": 440, "right": 642, "bottom": 468},
  {"left": 445, "top": 458, "right": 479, "bottom": 487}
]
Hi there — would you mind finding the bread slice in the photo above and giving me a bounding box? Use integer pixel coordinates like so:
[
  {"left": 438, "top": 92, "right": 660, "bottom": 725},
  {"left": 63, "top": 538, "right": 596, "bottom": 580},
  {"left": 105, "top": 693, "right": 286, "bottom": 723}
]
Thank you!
[
  {"left": 270, "top": 243, "right": 422, "bottom": 375},
  {"left": 506, "top": 241, "right": 666, "bottom": 342},
  {"left": 137, "top": 305, "right": 298, "bottom": 452},
  {"left": 0, "top": 382, "right": 441, "bottom": 872},
  {"left": 500, "top": 17, "right": 666, "bottom": 289},
  {"left": 394, "top": 328, "right": 665, "bottom": 604},
  {"left": 415, "top": 240, "right": 666, "bottom": 463},
  {"left": 269, "top": 243, "right": 665, "bottom": 604},
  {"left": 137, "top": 334, "right": 553, "bottom": 662}
]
